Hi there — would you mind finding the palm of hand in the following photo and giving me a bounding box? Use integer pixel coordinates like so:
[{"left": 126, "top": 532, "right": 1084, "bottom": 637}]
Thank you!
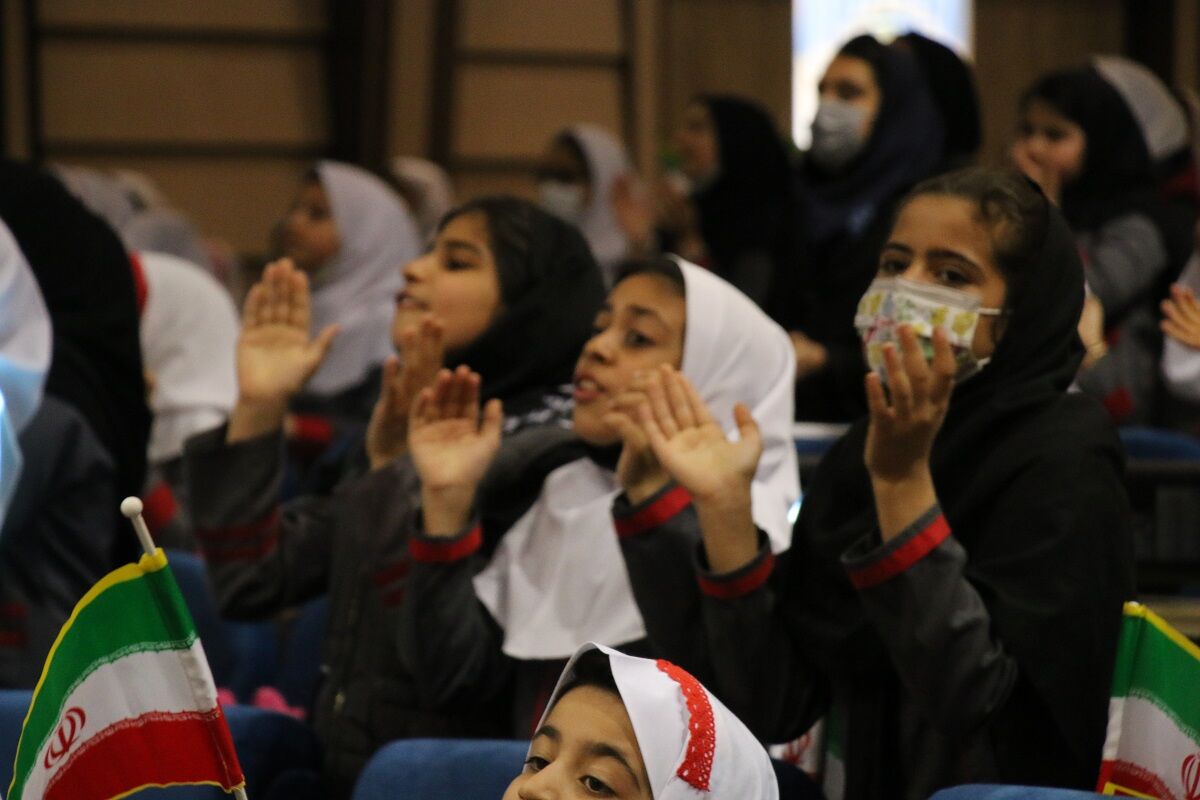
[
  {"left": 237, "top": 323, "right": 320, "bottom": 400},
  {"left": 655, "top": 423, "right": 757, "bottom": 499},
  {"left": 410, "top": 418, "right": 498, "bottom": 490}
]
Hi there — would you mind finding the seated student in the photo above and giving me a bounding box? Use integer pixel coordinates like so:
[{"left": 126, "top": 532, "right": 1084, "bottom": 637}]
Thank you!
[
  {"left": 0, "top": 217, "right": 119, "bottom": 688},
  {"left": 183, "top": 198, "right": 604, "bottom": 796},
  {"left": 780, "top": 35, "right": 944, "bottom": 422},
  {"left": 505, "top": 642, "right": 779, "bottom": 800},
  {"left": 137, "top": 251, "right": 240, "bottom": 546},
  {"left": 270, "top": 161, "right": 421, "bottom": 486},
  {"left": 537, "top": 124, "right": 634, "bottom": 287},
  {"left": 610, "top": 168, "right": 1134, "bottom": 799},
  {"left": 0, "top": 159, "right": 150, "bottom": 530},
  {"left": 1013, "top": 65, "right": 1194, "bottom": 424},
  {"left": 399, "top": 255, "right": 798, "bottom": 736}
]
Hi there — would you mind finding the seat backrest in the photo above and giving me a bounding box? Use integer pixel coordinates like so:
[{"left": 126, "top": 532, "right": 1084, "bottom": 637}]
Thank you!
[{"left": 352, "top": 739, "right": 527, "bottom": 800}]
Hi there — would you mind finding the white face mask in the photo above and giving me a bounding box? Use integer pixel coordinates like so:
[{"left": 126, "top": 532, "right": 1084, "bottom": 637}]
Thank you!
[
  {"left": 854, "top": 276, "right": 1003, "bottom": 383},
  {"left": 539, "top": 181, "right": 586, "bottom": 224},
  {"left": 809, "top": 100, "right": 869, "bottom": 173}
]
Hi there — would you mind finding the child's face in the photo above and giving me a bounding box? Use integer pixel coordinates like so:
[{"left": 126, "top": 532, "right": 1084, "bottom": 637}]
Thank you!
[
  {"left": 503, "top": 685, "right": 652, "bottom": 800},
  {"left": 572, "top": 273, "right": 686, "bottom": 445},
  {"left": 394, "top": 211, "right": 502, "bottom": 353},
  {"left": 877, "top": 194, "right": 1009, "bottom": 361},
  {"left": 278, "top": 180, "right": 340, "bottom": 274},
  {"left": 818, "top": 53, "right": 881, "bottom": 141},
  {"left": 1014, "top": 99, "right": 1086, "bottom": 185},
  {"left": 675, "top": 102, "right": 719, "bottom": 181}
]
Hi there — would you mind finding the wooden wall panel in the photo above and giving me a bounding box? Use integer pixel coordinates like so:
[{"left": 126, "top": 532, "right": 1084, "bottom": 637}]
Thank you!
[
  {"left": 454, "top": 65, "right": 623, "bottom": 159},
  {"left": 40, "top": 42, "right": 327, "bottom": 145},
  {"left": 38, "top": 0, "right": 324, "bottom": 32},
  {"left": 59, "top": 155, "right": 309, "bottom": 253},
  {"left": 661, "top": 0, "right": 792, "bottom": 141},
  {"left": 974, "top": 0, "right": 1124, "bottom": 165},
  {"left": 461, "top": 0, "right": 622, "bottom": 54}
]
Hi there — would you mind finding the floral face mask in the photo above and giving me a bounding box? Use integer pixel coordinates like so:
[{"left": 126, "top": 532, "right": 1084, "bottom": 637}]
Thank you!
[{"left": 854, "top": 277, "right": 1002, "bottom": 383}]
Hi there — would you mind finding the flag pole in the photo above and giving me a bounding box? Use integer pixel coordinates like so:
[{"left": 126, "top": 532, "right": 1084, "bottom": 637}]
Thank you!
[
  {"left": 120, "top": 496, "right": 157, "bottom": 556},
  {"left": 120, "top": 497, "right": 251, "bottom": 800}
]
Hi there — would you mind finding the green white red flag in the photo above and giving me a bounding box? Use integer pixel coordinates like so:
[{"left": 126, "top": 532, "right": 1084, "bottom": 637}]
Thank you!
[
  {"left": 1098, "top": 601, "right": 1200, "bottom": 799},
  {"left": 7, "top": 548, "right": 245, "bottom": 799}
]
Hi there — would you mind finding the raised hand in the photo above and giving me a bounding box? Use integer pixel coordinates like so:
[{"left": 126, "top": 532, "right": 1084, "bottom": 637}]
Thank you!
[
  {"left": 227, "top": 259, "right": 338, "bottom": 442},
  {"left": 864, "top": 325, "right": 954, "bottom": 482},
  {"left": 367, "top": 315, "right": 445, "bottom": 469},
  {"left": 409, "top": 367, "right": 503, "bottom": 536},
  {"left": 636, "top": 365, "right": 762, "bottom": 572},
  {"left": 637, "top": 365, "right": 762, "bottom": 503},
  {"left": 603, "top": 372, "right": 671, "bottom": 504},
  {"left": 610, "top": 174, "right": 654, "bottom": 255},
  {"left": 1162, "top": 284, "right": 1200, "bottom": 350},
  {"left": 864, "top": 325, "right": 951, "bottom": 542}
]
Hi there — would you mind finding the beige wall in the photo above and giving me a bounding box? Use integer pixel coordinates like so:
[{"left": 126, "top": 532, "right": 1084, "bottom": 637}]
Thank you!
[
  {"left": 2, "top": 0, "right": 1186, "bottom": 253},
  {"left": 7, "top": 0, "right": 327, "bottom": 253},
  {"left": 973, "top": 0, "right": 1124, "bottom": 166}
]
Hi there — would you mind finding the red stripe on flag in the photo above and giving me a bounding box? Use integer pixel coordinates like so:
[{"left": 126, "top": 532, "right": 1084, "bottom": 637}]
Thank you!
[{"left": 42, "top": 709, "right": 243, "bottom": 800}]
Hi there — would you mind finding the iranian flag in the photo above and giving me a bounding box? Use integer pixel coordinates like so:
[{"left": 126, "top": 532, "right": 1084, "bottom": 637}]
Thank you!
[
  {"left": 8, "top": 548, "right": 245, "bottom": 800},
  {"left": 1098, "top": 601, "right": 1200, "bottom": 799}
]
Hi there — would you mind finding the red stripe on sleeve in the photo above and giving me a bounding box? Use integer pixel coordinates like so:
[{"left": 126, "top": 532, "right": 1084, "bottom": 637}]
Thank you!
[
  {"left": 847, "top": 514, "right": 951, "bottom": 590},
  {"left": 143, "top": 481, "right": 179, "bottom": 534},
  {"left": 195, "top": 509, "right": 280, "bottom": 544},
  {"left": 614, "top": 486, "right": 693, "bottom": 539},
  {"left": 408, "top": 525, "right": 482, "bottom": 563},
  {"left": 697, "top": 552, "right": 775, "bottom": 600},
  {"left": 290, "top": 415, "right": 335, "bottom": 447}
]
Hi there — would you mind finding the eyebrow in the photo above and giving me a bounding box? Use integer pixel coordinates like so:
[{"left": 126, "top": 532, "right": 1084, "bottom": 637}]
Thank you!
[
  {"left": 583, "top": 741, "right": 643, "bottom": 788},
  {"left": 625, "top": 304, "right": 667, "bottom": 326},
  {"left": 882, "top": 243, "right": 984, "bottom": 275},
  {"left": 443, "top": 239, "right": 482, "bottom": 256},
  {"left": 531, "top": 726, "right": 643, "bottom": 789}
]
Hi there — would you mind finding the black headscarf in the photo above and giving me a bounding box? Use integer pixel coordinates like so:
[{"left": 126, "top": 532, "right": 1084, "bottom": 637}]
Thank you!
[
  {"left": 898, "top": 32, "right": 981, "bottom": 167},
  {"left": 690, "top": 95, "right": 797, "bottom": 294},
  {"left": 786, "top": 177, "right": 1133, "bottom": 789},
  {"left": 799, "top": 35, "right": 944, "bottom": 247},
  {"left": 1023, "top": 68, "right": 1157, "bottom": 232},
  {"left": 0, "top": 159, "right": 150, "bottom": 510},
  {"left": 1024, "top": 67, "right": 1195, "bottom": 292},
  {"left": 441, "top": 197, "right": 605, "bottom": 429}
]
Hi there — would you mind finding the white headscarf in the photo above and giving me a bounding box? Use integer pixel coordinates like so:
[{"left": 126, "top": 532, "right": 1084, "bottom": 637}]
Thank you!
[
  {"left": 0, "top": 219, "right": 51, "bottom": 528},
  {"left": 1093, "top": 55, "right": 1190, "bottom": 164},
  {"left": 390, "top": 156, "right": 456, "bottom": 244},
  {"left": 474, "top": 258, "right": 799, "bottom": 659},
  {"left": 306, "top": 160, "right": 420, "bottom": 397},
  {"left": 138, "top": 251, "right": 239, "bottom": 464},
  {"left": 0, "top": 219, "right": 51, "bottom": 434},
  {"left": 536, "top": 643, "right": 779, "bottom": 800},
  {"left": 565, "top": 125, "right": 634, "bottom": 285}
]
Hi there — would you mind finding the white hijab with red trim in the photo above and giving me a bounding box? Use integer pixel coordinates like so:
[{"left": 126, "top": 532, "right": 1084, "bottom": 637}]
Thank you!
[
  {"left": 473, "top": 258, "right": 798, "bottom": 659},
  {"left": 538, "top": 643, "right": 779, "bottom": 799}
]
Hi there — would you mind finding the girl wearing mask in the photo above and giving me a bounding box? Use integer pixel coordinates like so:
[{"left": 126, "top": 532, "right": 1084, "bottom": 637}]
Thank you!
[
  {"left": 778, "top": 34, "right": 945, "bottom": 422},
  {"left": 504, "top": 643, "right": 779, "bottom": 800},
  {"left": 611, "top": 168, "right": 1133, "bottom": 798},
  {"left": 183, "top": 198, "right": 604, "bottom": 796},
  {"left": 538, "top": 124, "right": 635, "bottom": 287},
  {"left": 1014, "top": 64, "right": 1194, "bottom": 424},
  {"left": 398, "top": 255, "right": 798, "bottom": 737}
]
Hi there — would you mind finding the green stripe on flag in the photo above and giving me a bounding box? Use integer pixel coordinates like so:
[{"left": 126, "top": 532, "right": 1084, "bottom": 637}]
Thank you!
[
  {"left": 1112, "top": 603, "right": 1200, "bottom": 740},
  {"left": 10, "top": 551, "right": 198, "bottom": 798}
]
